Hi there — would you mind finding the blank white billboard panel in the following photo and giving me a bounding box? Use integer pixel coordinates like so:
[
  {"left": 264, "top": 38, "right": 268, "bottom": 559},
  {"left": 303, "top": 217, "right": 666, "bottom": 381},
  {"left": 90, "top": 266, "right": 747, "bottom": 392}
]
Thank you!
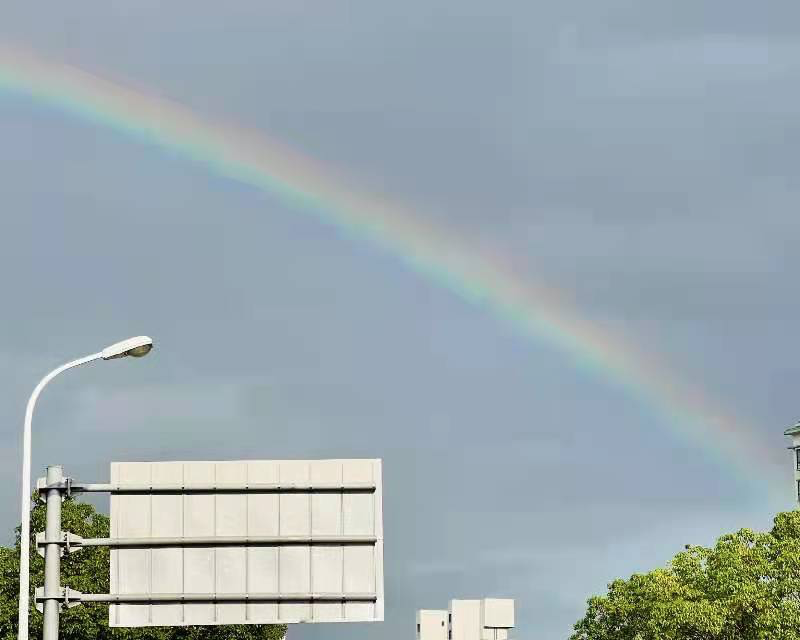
[{"left": 109, "top": 459, "right": 383, "bottom": 627}]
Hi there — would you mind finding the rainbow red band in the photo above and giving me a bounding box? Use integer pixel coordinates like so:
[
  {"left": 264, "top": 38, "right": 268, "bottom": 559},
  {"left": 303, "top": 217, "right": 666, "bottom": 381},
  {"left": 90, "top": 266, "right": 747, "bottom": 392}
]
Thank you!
[{"left": 0, "top": 44, "right": 783, "bottom": 497}]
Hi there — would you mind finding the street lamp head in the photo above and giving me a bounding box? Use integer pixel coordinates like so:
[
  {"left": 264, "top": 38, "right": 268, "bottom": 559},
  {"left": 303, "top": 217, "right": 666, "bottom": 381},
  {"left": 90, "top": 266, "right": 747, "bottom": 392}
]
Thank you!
[{"left": 101, "top": 336, "right": 154, "bottom": 360}]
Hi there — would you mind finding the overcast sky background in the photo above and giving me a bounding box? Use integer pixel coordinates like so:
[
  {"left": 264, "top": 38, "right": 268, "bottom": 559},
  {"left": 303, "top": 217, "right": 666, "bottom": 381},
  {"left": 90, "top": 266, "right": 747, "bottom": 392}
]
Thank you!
[{"left": 2, "top": 2, "right": 800, "bottom": 638}]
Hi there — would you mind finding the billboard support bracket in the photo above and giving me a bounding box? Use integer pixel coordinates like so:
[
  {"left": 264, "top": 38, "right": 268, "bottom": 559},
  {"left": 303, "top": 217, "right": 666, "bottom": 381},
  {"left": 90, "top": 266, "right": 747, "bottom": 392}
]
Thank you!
[{"left": 32, "top": 459, "right": 384, "bottom": 633}]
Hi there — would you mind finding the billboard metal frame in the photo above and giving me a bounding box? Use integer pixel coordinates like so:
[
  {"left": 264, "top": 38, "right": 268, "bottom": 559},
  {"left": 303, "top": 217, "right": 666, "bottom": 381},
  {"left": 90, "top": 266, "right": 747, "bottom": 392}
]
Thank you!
[{"left": 33, "top": 459, "right": 384, "bottom": 636}]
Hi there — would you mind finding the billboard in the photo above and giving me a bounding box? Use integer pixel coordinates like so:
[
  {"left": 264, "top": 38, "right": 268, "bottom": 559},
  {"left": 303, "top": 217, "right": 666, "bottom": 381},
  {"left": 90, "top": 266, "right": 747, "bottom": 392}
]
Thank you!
[{"left": 109, "top": 459, "right": 384, "bottom": 627}]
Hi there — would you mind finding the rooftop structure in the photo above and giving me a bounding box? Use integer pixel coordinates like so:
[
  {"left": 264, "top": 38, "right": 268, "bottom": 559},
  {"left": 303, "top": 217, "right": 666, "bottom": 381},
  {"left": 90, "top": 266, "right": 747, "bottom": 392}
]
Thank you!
[
  {"left": 416, "top": 598, "right": 514, "bottom": 640},
  {"left": 785, "top": 421, "right": 800, "bottom": 503}
]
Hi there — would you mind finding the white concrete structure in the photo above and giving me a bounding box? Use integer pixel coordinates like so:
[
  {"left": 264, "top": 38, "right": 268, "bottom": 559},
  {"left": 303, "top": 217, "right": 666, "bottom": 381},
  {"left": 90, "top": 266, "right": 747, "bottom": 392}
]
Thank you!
[
  {"left": 786, "top": 421, "right": 800, "bottom": 503},
  {"left": 417, "top": 599, "right": 514, "bottom": 640},
  {"left": 451, "top": 600, "right": 482, "bottom": 640},
  {"left": 417, "top": 610, "right": 447, "bottom": 640},
  {"left": 481, "top": 598, "right": 514, "bottom": 640}
]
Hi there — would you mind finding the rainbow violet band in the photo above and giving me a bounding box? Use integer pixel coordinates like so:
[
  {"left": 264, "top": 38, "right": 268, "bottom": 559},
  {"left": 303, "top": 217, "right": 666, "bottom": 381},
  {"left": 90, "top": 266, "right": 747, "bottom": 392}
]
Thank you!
[{"left": 0, "top": 44, "right": 783, "bottom": 496}]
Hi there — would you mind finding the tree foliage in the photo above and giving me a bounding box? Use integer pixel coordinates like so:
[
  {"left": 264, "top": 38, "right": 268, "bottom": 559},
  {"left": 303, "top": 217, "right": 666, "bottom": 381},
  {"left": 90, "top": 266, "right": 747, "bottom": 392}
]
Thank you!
[
  {"left": 0, "top": 496, "right": 286, "bottom": 640},
  {"left": 571, "top": 510, "right": 800, "bottom": 639}
]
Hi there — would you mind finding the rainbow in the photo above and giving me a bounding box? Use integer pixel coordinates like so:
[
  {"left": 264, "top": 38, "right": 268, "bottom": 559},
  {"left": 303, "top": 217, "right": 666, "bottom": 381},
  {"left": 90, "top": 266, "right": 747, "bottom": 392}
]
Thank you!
[{"left": 0, "top": 45, "right": 785, "bottom": 497}]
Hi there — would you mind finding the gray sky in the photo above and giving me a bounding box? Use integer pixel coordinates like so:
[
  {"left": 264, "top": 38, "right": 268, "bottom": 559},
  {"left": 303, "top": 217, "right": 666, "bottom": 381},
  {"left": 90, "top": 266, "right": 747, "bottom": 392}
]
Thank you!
[{"left": 2, "top": 2, "right": 800, "bottom": 638}]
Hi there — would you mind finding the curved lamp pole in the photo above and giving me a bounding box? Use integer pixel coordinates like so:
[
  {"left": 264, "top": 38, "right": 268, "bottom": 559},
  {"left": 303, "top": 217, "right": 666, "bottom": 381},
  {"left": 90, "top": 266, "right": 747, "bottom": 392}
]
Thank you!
[{"left": 18, "top": 336, "right": 154, "bottom": 640}]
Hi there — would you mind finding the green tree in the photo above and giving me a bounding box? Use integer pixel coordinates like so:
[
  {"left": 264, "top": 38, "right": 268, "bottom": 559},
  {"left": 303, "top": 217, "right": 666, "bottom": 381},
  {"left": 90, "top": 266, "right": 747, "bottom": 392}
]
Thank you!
[
  {"left": 571, "top": 510, "right": 800, "bottom": 640},
  {"left": 0, "top": 496, "right": 286, "bottom": 640}
]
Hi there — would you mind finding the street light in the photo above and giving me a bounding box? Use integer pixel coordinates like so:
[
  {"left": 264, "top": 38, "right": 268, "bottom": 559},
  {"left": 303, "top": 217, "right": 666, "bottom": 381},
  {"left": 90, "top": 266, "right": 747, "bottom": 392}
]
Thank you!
[
  {"left": 18, "top": 336, "right": 153, "bottom": 640},
  {"left": 101, "top": 336, "right": 154, "bottom": 360}
]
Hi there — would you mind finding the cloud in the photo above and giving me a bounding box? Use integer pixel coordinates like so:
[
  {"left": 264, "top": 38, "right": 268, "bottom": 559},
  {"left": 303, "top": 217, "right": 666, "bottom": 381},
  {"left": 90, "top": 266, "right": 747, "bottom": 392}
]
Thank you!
[{"left": 1, "top": 2, "right": 799, "bottom": 638}]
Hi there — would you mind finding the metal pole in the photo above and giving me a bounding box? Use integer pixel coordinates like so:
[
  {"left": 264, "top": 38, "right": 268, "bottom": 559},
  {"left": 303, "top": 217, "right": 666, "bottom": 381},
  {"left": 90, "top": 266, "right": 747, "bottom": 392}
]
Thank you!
[
  {"left": 78, "top": 592, "right": 379, "bottom": 603},
  {"left": 68, "top": 482, "right": 376, "bottom": 493},
  {"left": 42, "top": 465, "right": 63, "bottom": 640},
  {"left": 72, "top": 535, "right": 378, "bottom": 547},
  {"left": 34, "top": 590, "right": 378, "bottom": 605},
  {"left": 18, "top": 353, "right": 100, "bottom": 640}
]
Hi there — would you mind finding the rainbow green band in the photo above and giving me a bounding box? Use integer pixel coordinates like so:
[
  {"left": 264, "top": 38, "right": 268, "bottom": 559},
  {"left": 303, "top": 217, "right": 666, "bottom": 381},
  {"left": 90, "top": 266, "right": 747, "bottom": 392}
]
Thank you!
[{"left": 0, "top": 45, "right": 784, "bottom": 497}]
